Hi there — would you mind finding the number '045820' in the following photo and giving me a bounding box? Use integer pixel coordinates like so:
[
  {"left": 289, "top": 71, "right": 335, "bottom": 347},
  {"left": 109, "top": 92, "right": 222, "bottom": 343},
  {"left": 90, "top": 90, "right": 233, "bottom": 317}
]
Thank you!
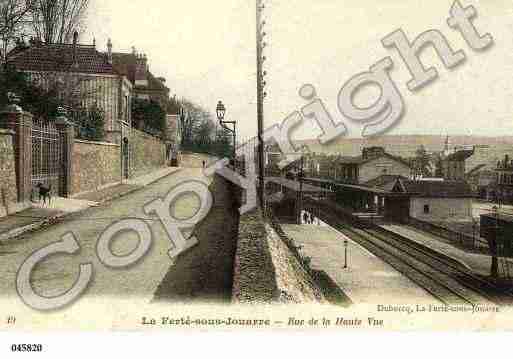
[{"left": 11, "top": 344, "right": 43, "bottom": 352}]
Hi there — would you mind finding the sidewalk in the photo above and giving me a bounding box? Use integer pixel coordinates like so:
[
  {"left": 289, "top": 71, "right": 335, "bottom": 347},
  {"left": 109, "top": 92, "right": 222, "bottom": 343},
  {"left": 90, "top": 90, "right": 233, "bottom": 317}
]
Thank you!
[
  {"left": 0, "top": 167, "right": 180, "bottom": 242},
  {"left": 382, "top": 224, "right": 496, "bottom": 277}
]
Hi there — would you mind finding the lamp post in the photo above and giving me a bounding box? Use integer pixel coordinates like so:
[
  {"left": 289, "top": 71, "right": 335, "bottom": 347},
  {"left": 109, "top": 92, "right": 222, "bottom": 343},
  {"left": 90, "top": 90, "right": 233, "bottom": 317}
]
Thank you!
[
  {"left": 344, "top": 238, "right": 349, "bottom": 269},
  {"left": 216, "top": 101, "right": 236, "bottom": 159}
]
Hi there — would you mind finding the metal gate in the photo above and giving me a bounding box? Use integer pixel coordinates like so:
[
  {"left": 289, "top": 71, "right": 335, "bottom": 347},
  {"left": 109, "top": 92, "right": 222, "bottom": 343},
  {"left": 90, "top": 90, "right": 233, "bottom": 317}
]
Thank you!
[{"left": 31, "top": 118, "right": 63, "bottom": 197}]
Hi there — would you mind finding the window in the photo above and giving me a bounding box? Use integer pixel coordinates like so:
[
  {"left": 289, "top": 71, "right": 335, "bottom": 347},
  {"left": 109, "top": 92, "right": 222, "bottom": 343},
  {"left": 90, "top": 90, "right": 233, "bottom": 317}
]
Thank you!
[{"left": 423, "top": 204, "right": 430, "bottom": 214}]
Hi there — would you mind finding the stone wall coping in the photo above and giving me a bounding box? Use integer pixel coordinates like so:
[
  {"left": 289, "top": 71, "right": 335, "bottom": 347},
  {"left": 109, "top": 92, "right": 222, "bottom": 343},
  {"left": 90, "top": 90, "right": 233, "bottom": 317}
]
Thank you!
[
  {"left": 74, "top": 139, "right": 120, "bottom": 147},
  {"left": 0, "top": 129, "right": 15, "bottom": 135}
]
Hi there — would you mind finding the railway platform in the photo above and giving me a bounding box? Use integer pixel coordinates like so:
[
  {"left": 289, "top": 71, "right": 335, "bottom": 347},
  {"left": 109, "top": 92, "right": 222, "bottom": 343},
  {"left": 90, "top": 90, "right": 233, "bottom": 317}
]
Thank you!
[{"left": 280, "top": 223, "right": 438, "bottom": 305}]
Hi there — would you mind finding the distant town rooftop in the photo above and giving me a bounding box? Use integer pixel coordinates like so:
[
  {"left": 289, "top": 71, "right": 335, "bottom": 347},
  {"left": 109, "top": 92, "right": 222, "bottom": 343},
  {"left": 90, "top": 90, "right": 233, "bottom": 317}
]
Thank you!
[{"left": 395, "top": 179, "right": 474, "bottom": 198}]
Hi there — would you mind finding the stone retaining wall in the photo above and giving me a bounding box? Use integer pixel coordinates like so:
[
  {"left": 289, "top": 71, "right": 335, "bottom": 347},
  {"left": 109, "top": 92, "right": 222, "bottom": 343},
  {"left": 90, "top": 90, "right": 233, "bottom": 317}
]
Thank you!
[
  {"left": 71, "top": 140, "right": 121, "bottom": 196},
  {"left": 0, "top": 130, "right": 18, "bottom": 217},
  {"left": 130, "top": 129, "right": 167, "bottom": 177},
  {"left": 232, "top": 209, "right": 326, "bottom": 304}
]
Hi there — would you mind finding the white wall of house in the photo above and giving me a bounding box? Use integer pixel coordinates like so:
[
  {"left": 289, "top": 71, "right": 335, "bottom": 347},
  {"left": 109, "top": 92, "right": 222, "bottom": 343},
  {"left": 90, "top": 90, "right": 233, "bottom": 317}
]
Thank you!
[
  {"left": 358, "top": 156, "right": 411, "bottom": 184},
  {"left": 410, "top": 197, "right": 473, "bottom": 222}
]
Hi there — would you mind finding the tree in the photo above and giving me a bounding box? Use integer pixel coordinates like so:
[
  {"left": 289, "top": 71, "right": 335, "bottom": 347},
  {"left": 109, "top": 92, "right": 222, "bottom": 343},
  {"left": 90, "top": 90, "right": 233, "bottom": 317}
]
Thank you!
[
  {"left": 434, "top": 152, "right": 444, "bottom": 178},
  {"left": 166, "top": 95, "right": 181, "bottom": 115},
  {"left": 131, "top": 98, "right": 166, "bottom": 134},
  {"left": 413, "top": 145, "right": 432, "bottom": 179},
  {"left": 0, "top": 64, "right": 60, "bottom": 117},
  {"left": 178, "top": 98, "right": 233, "bottom": 157},
  {"left": 29, "top": 0, "right": 89, "bottom": 44},
  {"left": 75, "top": 103, "right": 104, "bottom": 141},
  {"left": 0, "top": 0, "right": 34, "bottom": 62},
  {"left": 179, "top": 98, "right": 205, "bottom": 145}
]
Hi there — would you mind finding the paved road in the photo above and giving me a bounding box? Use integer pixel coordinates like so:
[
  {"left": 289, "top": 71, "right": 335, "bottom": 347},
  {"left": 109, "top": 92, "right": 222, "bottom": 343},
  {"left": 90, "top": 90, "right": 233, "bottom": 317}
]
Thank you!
[{"left": 0, "top": 167, "right": 238, "bottom": 314}]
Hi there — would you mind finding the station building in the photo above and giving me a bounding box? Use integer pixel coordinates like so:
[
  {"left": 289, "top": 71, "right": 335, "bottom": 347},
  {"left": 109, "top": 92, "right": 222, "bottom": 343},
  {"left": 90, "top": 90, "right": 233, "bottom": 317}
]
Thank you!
[
  {"left": 305, "top": 147, "right": 412, "bottom": 185},
  {"left": 304, "top": 177, "right": 474, "bottom": 224}
]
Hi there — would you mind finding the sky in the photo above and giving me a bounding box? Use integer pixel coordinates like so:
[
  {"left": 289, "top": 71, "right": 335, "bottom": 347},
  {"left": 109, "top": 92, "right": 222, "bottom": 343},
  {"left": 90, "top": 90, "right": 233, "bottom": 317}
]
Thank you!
[{"left": 86, "top": 0, "right": 513, "bottom": 141}]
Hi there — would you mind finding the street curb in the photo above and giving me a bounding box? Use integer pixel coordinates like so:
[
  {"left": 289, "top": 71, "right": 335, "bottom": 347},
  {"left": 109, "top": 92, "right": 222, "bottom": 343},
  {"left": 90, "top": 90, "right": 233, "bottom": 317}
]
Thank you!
[{"left": 0, "top": 168, "right": 178, "bottom": 243}]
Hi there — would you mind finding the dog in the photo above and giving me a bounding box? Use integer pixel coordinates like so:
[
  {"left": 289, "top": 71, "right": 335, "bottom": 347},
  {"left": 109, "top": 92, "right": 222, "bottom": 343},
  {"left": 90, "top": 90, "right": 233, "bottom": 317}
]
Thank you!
[{"left": 36, "top": 183, "right": 52, "bottom": 206}]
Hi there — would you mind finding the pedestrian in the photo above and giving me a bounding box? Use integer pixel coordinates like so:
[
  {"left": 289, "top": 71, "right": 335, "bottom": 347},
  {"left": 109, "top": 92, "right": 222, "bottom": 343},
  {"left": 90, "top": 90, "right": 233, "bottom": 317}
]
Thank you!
[{"left": 303, "top": 212, "right": 308, "bottom": 225}]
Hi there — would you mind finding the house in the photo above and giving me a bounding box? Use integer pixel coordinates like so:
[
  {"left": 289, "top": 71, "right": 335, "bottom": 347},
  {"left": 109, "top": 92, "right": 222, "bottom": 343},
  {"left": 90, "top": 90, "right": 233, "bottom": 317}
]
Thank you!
[
  {"left": 390, "top": 178, "right": 474, "bottom": 222},
  {"left": 466, "top": 164, "right": 497, "bottom": 200},
  {"left": 441, "top": 148, "right": 474, "bottom": 181},
  {"left": 112, "top": 49, "right": 170, "bottom": 108},
  {"left": 309, "top": 147, "right": 413, "bottom": 184},
  {"left": 363, "top": 174, "right": 409, "bottom": 189},
  {"left": 7, "top": 35, "right": 133, "bottom": 143},
  {"left": 493, "top": 155, "right": 513, "bottom": 204}
]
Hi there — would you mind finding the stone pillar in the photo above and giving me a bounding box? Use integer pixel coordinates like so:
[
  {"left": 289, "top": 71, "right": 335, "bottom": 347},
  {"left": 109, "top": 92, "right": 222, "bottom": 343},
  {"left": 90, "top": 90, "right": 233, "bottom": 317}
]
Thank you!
[
  {"left": 55, "top": 109, "right": 75, "bottom": 198},
  {"left": 0, "top": 98, "right": 33, "bottom": 203}
]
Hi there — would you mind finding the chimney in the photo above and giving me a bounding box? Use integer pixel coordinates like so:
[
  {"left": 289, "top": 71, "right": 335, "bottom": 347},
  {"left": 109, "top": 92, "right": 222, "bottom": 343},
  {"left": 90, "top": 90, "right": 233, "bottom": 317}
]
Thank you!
[
  {"left": 362, "top": 146, "right": 385, "bottom": 160},
  {"left": 72, "top": 31, "right": 79, "bottom": 67},
  {"left": 107, "top": 38, "right": 113, "bottom": 64},
  {"left": 134, "top": 53, "right": 148, "bottom": 87}
]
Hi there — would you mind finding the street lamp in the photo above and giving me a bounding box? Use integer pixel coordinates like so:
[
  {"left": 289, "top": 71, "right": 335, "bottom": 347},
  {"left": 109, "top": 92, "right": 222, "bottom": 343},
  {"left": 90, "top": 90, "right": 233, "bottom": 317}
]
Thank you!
[
  {"left": 344, "top": 238, "right": 349, "bottom": 269},
  {"left": 216, "top": 100, "right": 236, "bottom": 159}
]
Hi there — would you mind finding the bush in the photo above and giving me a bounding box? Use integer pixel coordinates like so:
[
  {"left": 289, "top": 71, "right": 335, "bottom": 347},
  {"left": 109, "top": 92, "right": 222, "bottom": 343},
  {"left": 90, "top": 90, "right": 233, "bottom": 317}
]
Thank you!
[
  {"left": 74, "top": 105, "right": 105, "bottom": 141},
  {"left": 0, "top": 65, "right": 60, "bottom": 118},
  {"left": 132, "top": 98, "right": 166, "bottom": 133}
]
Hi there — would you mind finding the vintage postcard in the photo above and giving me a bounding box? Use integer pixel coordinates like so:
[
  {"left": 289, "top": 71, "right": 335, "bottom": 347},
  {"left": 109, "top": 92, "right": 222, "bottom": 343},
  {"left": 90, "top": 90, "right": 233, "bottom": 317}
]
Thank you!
[{"left": 1, "top": 0, "right": 513, "bottom": 351}]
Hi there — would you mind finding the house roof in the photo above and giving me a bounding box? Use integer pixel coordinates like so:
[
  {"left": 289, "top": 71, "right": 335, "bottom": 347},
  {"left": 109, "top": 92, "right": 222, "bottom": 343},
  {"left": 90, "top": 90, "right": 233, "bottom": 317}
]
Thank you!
[
  {"left": 445, "top": 149, "right": 474, "bottom": 162},
  {"left": 331, "top": 152, "right": 412, "bottom": 168},
  {"left": 8, "top": 43, "right": 116, "bottom": 75},
  {"left": 466, "top": 164, "right": 487, "bottom": 177},
  {"left": 364, "top": 174, "right": 409, "bottom": 188},
  {"left": 146, "top": 72, "right": 169, "bottom": 92},
  {"left": 111, "top": 52, "right": 168, "bottom": 92},
  {"left": 392, "top": 179, "right": 473, "bottom": 198}
]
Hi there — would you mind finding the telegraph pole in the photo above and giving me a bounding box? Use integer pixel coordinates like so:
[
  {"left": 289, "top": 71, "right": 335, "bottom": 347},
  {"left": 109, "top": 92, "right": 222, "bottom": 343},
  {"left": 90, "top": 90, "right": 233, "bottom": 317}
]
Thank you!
[
  {"left": 297, "top": 155, "right": 304, "bottom": 224},
  {"left": 256, "top": 0, "right": 266, "bottom": 209}
]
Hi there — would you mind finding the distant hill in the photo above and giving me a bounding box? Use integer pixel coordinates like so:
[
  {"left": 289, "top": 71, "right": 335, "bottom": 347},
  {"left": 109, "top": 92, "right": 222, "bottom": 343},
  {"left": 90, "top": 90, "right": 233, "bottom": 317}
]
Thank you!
[{"left": 297, "top": 135, "right": 513, "bottom": 172}]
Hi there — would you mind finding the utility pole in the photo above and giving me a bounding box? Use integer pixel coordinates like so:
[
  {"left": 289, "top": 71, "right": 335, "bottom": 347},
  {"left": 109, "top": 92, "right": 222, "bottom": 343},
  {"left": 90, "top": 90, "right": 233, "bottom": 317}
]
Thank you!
[
  {"left": 297, "top": 155, "right": 304, "bottom": 224},
  {"left": 256, "top": 0, "right": 266, "bottom": 209}
]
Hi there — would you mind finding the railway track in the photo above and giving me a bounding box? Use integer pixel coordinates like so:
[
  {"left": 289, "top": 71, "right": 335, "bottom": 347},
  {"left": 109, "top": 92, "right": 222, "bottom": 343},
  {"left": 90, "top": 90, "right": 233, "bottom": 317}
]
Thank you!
[
  {"left": 368, "top": 226, "right": 513, "bottom": 305},
  {"left": 314, "top": 204, "right": 506, "bottom": 306}
]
